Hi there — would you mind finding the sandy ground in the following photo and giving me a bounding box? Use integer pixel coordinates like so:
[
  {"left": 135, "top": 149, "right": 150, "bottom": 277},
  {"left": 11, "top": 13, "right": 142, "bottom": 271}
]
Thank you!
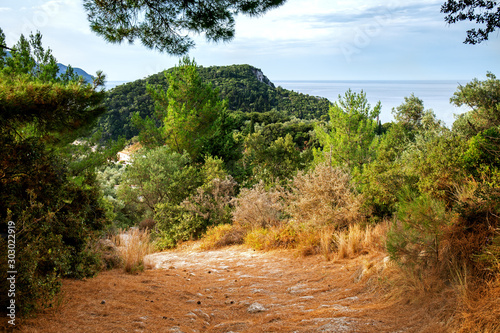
[{"left": 6, "top": 245, "right": 433, "bottom": 333}]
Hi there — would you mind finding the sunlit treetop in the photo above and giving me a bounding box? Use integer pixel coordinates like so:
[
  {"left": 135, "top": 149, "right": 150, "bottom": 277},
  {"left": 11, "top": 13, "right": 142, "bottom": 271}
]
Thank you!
[{"left": 0, "top": 28, "right": 106, "bottom": 145}]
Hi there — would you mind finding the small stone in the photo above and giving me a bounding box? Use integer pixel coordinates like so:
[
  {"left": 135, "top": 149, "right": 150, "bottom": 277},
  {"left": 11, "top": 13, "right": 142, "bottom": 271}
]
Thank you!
[
  {"left": 247, "top": 302, "right": 266, "bottom": 313},
  {"left": 197, "top": 301, "right": 201, "bottom": 305},
  {"left": 101, "top": 300, "right": 106, "bottom": 304}
]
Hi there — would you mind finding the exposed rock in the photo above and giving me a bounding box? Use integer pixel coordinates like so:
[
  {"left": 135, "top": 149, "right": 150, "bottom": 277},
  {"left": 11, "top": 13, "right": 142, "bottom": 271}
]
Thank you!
[
  {"left": 252, "top": 68, "right": 274, "bottom": 88},
  {"left": 247, "top": 302, "right": 266, "bottom": 313},
  {"left": 317, "top": 317, "right": 354, "bottom": 332}
]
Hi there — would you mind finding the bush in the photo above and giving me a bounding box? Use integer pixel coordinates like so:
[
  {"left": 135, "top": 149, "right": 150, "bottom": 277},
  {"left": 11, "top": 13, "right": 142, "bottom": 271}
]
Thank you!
[
  {"left": 228, "top": 163, "right": 367, "bottom": 256},
  {"left": 97, "top": 163, "right": 138, "bottom": 228},
  {"left": 183, "top": 176, "right": 237, "bottom": 226},
  {"left": 96, "top": 239, "right": 122, "bottom": 269},
  {"left": 153, "top": 203, "right": 202, "bottom": 249},
  {"left": 139, "top": 218, "right": 156, "bottom": 231},
  {"left": 446, "top": 180, "right": 500, "bottom": 278},
  {"left": 153, "top": 176, "right": 238, "bottom": 249},
  {"left": 232, "top": 181, "right": 286, "bottom": 229},
  {"left": 118, "top": 146, "right": 200, "bottom": 216},
  {"left": 199, "top": 224, "right": 246, "bottom": 250},
  {"left": 0, "top": 138, "right": 107, "bottom": 315},
  {"left": 286, "top": 163, "right": 363, "bottom": 228}
]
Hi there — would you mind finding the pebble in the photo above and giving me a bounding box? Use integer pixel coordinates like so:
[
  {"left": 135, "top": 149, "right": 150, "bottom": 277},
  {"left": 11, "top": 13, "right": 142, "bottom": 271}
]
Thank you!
[{"left": 247, "top": 302, "right": 266, "bottom": 313}]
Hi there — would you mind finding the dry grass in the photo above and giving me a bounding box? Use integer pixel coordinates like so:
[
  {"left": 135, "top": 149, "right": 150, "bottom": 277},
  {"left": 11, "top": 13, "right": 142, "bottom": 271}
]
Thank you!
[
  {"left": 243, "top": 223, "right": 301, "bottom": 251},
  {"left": 111, "top": 228, "right": 155, "bottom": 273},
  {"left": 334, "top": 222, "right": 388, "bottom": 260},
  {"left": 456, "top": 276, "right": 500, "bottom": 333},
  {"left": 230, "top": 163, "right": 367, "bottom": 257},
  {"left": 239, "top": 221, "right": 389, "bottom": 261},
  {"left": 198, "top": 223, "right": 246, "bottom": 250}
]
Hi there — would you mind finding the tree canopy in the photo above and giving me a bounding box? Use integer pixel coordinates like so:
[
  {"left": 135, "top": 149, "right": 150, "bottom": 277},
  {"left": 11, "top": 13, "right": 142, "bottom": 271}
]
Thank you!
[
  {"left": 441, "top": 0, "right": 500, "bottom": 44},
  {"left": 147, "top": 57, "right": 226, "bottom": 159},
  {"left": 83, "top": 0, "right": 286, "bottom": 55}
]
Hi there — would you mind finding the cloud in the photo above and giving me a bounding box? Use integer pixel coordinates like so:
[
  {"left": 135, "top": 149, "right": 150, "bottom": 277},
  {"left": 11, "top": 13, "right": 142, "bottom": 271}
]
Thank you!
[
  {"left": 228, "top": 0, "right": 448, "bottom": 58},
  {"left": 307, "top": 2, "right": 441, "bottom": 23},
  {"left": 1, "top": 0, "right": 498, "bottom": 81}
]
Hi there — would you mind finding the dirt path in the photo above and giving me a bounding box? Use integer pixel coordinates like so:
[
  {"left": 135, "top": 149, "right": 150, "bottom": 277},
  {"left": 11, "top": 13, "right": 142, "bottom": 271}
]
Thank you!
[{"left": 16, "top": 245, "right": 422, "bottom": 333}]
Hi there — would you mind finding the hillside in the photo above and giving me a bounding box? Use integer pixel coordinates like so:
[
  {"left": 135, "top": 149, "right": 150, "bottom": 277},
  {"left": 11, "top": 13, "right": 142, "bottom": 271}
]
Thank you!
[
  {"left": 5, "top": 51, "right": 94, "bottom": 83},
  {"left": 57, "top": 63, "right": 94, "bottom": 83},
  {"left": 98, "top": 64, "right": 331, "bottom": 141}
]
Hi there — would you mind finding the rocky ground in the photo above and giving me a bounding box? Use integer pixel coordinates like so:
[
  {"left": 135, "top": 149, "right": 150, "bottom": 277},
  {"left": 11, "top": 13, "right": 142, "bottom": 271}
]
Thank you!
[{"left": 14, "top": 245, "right": 438, "bottom": 332}]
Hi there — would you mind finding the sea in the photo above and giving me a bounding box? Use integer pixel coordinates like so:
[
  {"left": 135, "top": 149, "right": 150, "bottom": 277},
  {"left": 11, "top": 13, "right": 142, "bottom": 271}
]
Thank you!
[
  {"left": 106, "top": 80, "right": 470, "bottom": 127},
  {"left": 274, "top": 80, "right": 470, "bottom": 127}
]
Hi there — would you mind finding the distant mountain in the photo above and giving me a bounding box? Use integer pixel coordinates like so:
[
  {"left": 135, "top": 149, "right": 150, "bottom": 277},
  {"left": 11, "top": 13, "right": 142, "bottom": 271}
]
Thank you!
[
  {"left": 57, "top": 63, "right": 94, "bottom": 83},
  {"left": 98, "top": 64, "right": 332, "bottom": 141},
  {"left": 4, "top": 50, "right": 94, "bottom": 83}
]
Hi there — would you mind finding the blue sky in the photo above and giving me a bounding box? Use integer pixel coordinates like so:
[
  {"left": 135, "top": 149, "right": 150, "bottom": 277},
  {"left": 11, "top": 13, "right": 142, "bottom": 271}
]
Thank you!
[{"left": 1, "top": 0, "right": 499, "bottom": 82}]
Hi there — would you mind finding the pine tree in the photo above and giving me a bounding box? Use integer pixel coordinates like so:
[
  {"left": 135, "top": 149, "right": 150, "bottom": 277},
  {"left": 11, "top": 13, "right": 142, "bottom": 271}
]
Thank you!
[
  {"left": 148, "top": 57, "right": 227, "bottom": 160},
  {"left": 315, "top": 89, "right": 381, "bottom": 172}
]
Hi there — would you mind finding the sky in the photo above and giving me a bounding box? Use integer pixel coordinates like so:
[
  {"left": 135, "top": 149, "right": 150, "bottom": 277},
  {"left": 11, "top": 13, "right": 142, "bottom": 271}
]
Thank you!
[{"left": 0, "top": 0, "right": 499, "bottom": 82}]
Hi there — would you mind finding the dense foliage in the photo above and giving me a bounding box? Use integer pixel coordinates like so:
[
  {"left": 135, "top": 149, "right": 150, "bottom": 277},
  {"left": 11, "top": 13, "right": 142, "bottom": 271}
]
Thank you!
[
  {"left": 98, "top": 64, "right": 331, "bottom": 141},
  {"left": 0, "top": 29, "right": 113, "bottom": 315}
]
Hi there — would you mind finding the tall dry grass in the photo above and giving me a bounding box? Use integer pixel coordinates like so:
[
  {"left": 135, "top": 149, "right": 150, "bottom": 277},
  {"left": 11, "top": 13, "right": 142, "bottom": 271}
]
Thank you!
[
  {"left": 112, "top": 228, "right": 155, "bottom": 273},
  {"left": 456, "top": 277, "right": 500, "bottom": 333},
  {"left": 334, "top": 222, "right": 388, "bottom": 259}
]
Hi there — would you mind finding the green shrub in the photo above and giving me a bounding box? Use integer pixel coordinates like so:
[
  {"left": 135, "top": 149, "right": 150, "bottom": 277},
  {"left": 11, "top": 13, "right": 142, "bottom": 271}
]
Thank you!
[
  {"left": 118, "top": 146, "right": 200, "bottom": 216},
  {"left": 0, "top": 139, "right": 107, "bottom": 315},
  {"left": 154, "top": 203, "right": 205, "bottom": 249},
  {"left": 386, "top": 193, "right": 451, "bottom": 270}
]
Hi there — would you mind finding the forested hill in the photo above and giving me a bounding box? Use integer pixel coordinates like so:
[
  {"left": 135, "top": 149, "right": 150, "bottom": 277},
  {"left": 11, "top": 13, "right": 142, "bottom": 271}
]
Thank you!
[{"left": 99, "top": 64, "right": 331, "bottom": 141}]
